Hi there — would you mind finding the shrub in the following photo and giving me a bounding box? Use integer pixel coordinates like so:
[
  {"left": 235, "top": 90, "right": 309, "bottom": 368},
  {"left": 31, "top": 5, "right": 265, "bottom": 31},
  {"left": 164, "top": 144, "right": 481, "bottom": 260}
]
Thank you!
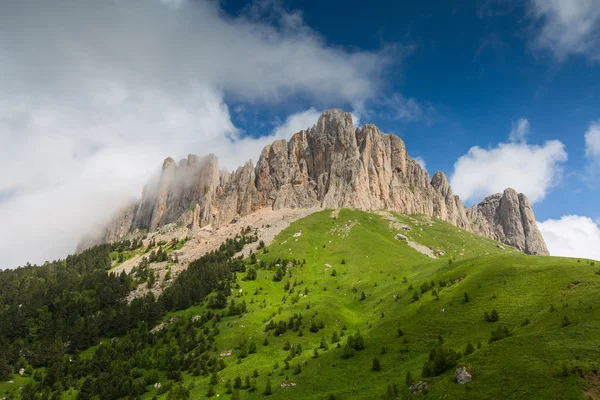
[
  {"left": 464, "top": 342, "right": 475, "bottom": 356},
  {"left": 372, "top": 357, "right": 381, "bottom": 371},
  {"left": 484, "top": 309, "right": 499, "bottom": 322},
  {"left": 520, "top": 318, "right": 530, "bottom": 327},
  {"left": 206, "top": 385, "right": 215, "bottom": 397},
  {"left": 464, "top": 292, "right": 469, "bottom": 303},
  {"left": 244, "top": 267, "right": 257, "bottom": 281},
  {"left": 264, "top": 378, "right": 272, "bottom": 395},
  {"left": 411, "top": 292, "right": 420, "bottom": 302},
  {"left": 421, "top": 347, "right": 460, "bottom": 377},
  {"left": 562, "top": 316, "right": 571, "bottom": 327},
  {"left": 341, "top": 343, "right": 356, "bottom": 359},
  {"left": 489, "top": 326, "right": 510, "bottom": 343}
]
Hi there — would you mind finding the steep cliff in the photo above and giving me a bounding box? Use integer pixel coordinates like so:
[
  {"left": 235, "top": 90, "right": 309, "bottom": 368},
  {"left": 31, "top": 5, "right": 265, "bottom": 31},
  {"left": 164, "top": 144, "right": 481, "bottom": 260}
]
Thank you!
[
  {"left": 466, "top": 188, "right": 549, "bottom": 255},
  {"left": 82, "top": 109, "right": 549, "bottom": 255}
]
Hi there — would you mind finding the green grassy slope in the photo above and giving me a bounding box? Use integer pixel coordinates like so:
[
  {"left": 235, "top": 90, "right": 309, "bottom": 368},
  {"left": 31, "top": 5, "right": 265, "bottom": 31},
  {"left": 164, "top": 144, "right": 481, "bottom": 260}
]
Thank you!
[
  {"left": 147, "top": 209, "right": 600, "bottom": 400},
  {"left": 5, "top": 209, "right": 595, "bottom": 400}
]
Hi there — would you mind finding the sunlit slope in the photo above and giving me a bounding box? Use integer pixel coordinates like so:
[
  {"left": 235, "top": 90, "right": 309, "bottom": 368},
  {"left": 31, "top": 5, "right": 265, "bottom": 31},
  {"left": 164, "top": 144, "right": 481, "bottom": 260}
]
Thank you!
[{"left": 147, "top": 209, "right": 599, "bottom": 400}]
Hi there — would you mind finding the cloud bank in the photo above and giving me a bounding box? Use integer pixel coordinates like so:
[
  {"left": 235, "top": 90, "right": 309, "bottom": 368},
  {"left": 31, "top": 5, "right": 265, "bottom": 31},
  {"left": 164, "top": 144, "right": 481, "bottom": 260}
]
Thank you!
[
  {"left": 585, "top": 121, "right": 600, "bottom": 159},
  {"left": 538, "top": 215, "right": 600, "bottom": 261},
  {"left": 450, "top": 121, "right": 567, "bottom": 204},
  {"left": 509, "top": 118, "right": 530, "bottom": 143},
  {"left": 528, "top": 0, "right": 600, "bottom": 61},
  {"left": 0, "top": 0, "right": 394, "bottom": 268}
]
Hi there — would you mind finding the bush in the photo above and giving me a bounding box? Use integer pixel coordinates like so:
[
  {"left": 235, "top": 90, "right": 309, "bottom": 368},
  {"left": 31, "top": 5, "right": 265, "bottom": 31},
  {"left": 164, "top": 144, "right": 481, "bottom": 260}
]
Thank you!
[
  {"left": 464, "top": 292, "right": 469, "bottom": 303},
  {"left": 484, "top": 309, "right": 499, "bottom": 322},
  {"left": 421, "top": 347, "right": 460, "bottom": 378},
  {"left": 372, "top": 357, "right": 381, "bottom": 371},
  {"left": 520, "top": 318, "right": 530, "bottom": 327},
  {"left": 341, "top": 343, "right": 356, "bottom": 359},
  {"left": 562, "top": 316, "right": 571, "bottom": 327},
  {"left": 206, "top": 385, "right": 215, "bottom": 397},
  {"left": 464, "top": 342, "right": 475, "bottom": 356},
  {"left": 244, "top": 267, "right": 257, "bottom": 281},
  {"left": 264, "top": 378, "right": 272, "bottom": 395},
  {"left": 489, "top": 326, "right": 510, "bottom": 343}
]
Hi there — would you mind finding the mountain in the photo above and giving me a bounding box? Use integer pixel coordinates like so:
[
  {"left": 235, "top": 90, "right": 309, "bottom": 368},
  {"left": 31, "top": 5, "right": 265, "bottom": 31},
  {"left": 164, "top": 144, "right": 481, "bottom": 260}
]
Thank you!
[
  {"left": 2, "top": 209, "right": 598, "bottom": 400},
  {"left": 81, "top": 109, "right": 548, "bottom": 256}
]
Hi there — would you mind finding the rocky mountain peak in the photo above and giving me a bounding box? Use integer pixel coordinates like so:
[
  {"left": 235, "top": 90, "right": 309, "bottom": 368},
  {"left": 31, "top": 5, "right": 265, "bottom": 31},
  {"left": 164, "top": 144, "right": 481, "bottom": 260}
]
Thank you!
[
  {"left": 431, "top": 171, "right": 450, "bottom": 194},
  {"left": 81, "top": 109, "right": 549, "bottom": 255},
  {"left": 466, "top": 188, "right": 549, "bottom": 255}
]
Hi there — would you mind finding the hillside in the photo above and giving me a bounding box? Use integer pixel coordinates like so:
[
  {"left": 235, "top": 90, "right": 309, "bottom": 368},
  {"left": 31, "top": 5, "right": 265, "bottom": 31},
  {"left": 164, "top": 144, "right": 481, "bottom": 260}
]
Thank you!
[{"left": 1, "top": 209, "right": 598, "bottom": 400}]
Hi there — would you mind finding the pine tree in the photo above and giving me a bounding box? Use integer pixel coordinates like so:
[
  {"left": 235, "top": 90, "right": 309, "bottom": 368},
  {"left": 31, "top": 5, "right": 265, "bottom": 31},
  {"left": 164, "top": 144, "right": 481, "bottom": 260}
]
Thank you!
[
  {"left": 331, "top": 331, "right": 340, "bottom": 343},
  {"left": 464, "top": 342, "right": 475, "bottom": 355},
  {"left": 206, "top": 385, "right": 215, "bottom": 397},
  {"left": 264, "top": 377, "right": 272, "bottom": 395},
  {"left": 372, "top": 357, "right": 381, "bottom": 371},
  {"left": 234, "top": 376, "right": 242, "bottom": 389}
]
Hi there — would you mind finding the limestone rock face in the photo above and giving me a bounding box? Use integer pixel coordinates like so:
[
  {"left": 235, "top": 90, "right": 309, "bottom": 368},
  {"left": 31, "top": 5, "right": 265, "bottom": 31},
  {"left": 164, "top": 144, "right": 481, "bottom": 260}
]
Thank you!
[
  {"left": 467, "top": 188, "right": 549, "bottom": 255},
  {"left": 83, "top": 109, "right": 549, "bottom": 255}
]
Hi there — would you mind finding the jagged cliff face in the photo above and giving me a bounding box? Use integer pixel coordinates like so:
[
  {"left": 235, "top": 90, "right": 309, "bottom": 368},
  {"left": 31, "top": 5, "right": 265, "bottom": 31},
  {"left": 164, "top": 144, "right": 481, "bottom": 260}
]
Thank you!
[
  {"left": 467, "top": 188, "right": 549, "bottom": 255},
  {"left": 82, "top": 109, "right": 549, "bottom": 255}
]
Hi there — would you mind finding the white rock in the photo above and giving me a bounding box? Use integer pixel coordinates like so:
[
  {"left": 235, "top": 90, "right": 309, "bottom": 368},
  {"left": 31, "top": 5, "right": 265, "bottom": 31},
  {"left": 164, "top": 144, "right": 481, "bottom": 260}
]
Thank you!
[{"left": 456, "top": 366, "right": 472, "bottom": 384}]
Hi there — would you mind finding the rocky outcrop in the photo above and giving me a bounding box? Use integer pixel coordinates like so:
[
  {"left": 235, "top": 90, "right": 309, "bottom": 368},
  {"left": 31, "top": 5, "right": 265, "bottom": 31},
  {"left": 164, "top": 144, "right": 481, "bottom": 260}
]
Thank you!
[
  {"left": 466, "top": 188, "right": 549, "bottom": 255},
  {"left": 82, "top": 109, "right": 549, "bottom": 255},
  {"left": 456, "top": 366, "right": 472, "bottom": 384}
]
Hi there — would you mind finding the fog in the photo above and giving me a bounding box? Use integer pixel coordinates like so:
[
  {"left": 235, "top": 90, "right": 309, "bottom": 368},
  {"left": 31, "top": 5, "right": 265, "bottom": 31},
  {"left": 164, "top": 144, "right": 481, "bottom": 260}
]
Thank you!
[{"left": 0, "top": 0, "right": 392, "bottom": 268}]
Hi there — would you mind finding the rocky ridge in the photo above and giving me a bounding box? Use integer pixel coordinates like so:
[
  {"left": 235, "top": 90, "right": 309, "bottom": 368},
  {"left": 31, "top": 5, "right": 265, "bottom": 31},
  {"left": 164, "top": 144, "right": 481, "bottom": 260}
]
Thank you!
[{"left": 82, "top": 109, "right": 549, "bottom": 255}]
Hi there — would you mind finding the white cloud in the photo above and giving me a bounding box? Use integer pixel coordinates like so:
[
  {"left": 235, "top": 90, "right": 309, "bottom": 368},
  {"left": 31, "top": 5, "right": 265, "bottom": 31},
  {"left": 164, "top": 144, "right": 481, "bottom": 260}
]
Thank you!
[
  {"left": 509, "top": 118, "right": 530, "bottom": 143},
  {"left": 538, "top": 215, "right": 600, "bottom": 261},
  {"left": 380, "top": 93, "right": 435, "bottom": 123},
  {"left": 528, "top": 0, "right": 600, "bottom": 61},
  {"left": 413, "top": 157, "right": 428, "bottom": 173},
  {"left": 585, "top": 121, "right": 600, "bottom": 158},
  {"left": 271, "top": 108, "right": 323, "bottom": 140},
  {"left": 0, "top": 0, "right": 391, "bottom": 268},
  {"left": 450, "top": 121, "right": 568, "bottom": 204}
]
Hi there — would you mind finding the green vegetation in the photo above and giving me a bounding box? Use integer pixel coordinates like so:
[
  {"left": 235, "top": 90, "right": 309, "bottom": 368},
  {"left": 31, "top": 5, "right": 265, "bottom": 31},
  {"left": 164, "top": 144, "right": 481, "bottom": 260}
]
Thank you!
[{"left": 1, "top": 209, "right": 599, "bottom": 399}]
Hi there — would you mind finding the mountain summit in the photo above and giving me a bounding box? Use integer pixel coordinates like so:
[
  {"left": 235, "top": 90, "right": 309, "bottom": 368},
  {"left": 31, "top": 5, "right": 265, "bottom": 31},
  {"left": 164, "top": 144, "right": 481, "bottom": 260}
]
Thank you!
[{"left": 83, "top": 109, "right": 548, "bottom": 255}]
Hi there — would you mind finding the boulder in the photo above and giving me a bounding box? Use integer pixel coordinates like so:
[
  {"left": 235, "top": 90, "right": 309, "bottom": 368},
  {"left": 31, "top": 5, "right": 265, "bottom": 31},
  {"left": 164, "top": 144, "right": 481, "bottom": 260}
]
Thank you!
[
  {"left": 456, "top": 366, "right": 472, "bottom": 384},
  {"left": 410, "top": 381, "right": 429, "bottom": 394},
  {"left": 395, "top": 234, "right": 408, "bottom": 241}
]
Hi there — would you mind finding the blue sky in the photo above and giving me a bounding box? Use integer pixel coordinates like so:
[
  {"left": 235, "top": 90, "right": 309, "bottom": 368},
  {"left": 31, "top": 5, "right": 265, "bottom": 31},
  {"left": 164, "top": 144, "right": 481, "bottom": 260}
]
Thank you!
[
  {"left": 222, "top": 0, "right": 598, "bottom": 219},
  {"left": 1, "top": 0, "right": 599, "bottom": 266}
]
